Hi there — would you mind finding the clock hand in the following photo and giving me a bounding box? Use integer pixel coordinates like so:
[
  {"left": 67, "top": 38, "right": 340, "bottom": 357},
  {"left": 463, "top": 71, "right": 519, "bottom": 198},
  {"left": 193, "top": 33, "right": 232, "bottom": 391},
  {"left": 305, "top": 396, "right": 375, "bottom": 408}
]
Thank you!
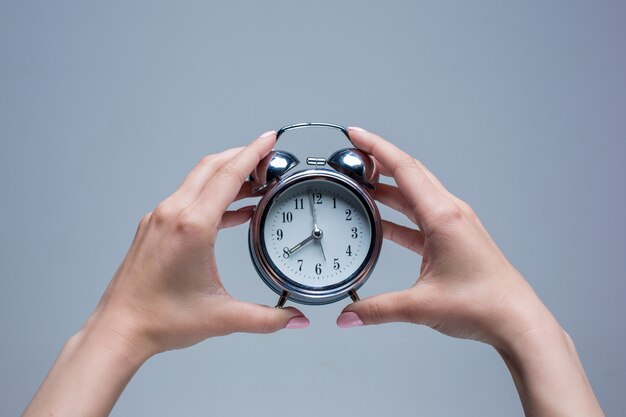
[
  {"left": 288, "top": 227, "right": 325, "bottom": 256},
  {"left": 288, "top": 232, "right": 315, "bottom": 255},
  {"left": 309, "top": 192, "right": 321, "bottom": 228},
  {"left": 318, "top": 232, "right": 326, "bottom": 261},
  {"left": 308, "top": 192, "right": 327, "bottom": 261}
]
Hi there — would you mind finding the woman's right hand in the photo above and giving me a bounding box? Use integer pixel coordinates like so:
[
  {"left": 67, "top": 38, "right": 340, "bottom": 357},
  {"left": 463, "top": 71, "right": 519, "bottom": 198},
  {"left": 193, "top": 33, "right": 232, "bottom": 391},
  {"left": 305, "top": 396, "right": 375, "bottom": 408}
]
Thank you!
[
  {"left": 337, "top": 127, "right": 550, "bottom": 348},
  {"left": 337, "top": 127, "right": 603, "bottom": 417}
]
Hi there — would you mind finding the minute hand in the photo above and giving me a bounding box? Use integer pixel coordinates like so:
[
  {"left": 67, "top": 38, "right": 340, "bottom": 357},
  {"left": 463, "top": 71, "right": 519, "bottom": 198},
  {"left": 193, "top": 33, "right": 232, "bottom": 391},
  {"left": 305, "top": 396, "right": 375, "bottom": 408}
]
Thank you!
[
  {"left": 309, "top": 193, "right": 327, "bottom": 261},
  {"left": 309, "top": 193, "right": 321, "bottom": 228}
]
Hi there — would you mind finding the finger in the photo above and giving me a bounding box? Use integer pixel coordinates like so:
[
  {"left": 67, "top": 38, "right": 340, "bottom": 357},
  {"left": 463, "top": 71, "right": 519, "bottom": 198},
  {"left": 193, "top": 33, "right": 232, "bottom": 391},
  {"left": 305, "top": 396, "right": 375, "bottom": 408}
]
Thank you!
[
  {"left": 383, "top": 219, "right": 424, "bottom": 255},
  {"left": 232, "top": 181, "right": 255, "bottom": 202},
  {"left": 193, "top": 131, "right": 276, "bottom": 216},
  {"left": 374, "top": 183, "right": 418, "bottom": 224},
  {"left": 165, "top": 147, "right": 245, "bottom": 210},
  {"left": 412, "top": 158, "right": 448, "bottom": 194},
  {"left": 337, "top": 290, "right": 423, "bottom": 327},
  {"left": 412, "top": 159, "right": 476, "bottom": 214},
  {"left": 224, "top": 301, "right": 310, "bottom": 333},
  {"left": 377, "top": 156, "right": 476, "bottom": 223},
  {"left": 348, "top": 127, "right": 453, "bottom": 231},
  {"left": 376, "top": 155, "right": 457, "bottom": 206},
  {"left": 371, "top": 156, "right": 393, "bottom": 177},
  {"left": 218, "top": 206, "right": 255, "bottom": 229}
]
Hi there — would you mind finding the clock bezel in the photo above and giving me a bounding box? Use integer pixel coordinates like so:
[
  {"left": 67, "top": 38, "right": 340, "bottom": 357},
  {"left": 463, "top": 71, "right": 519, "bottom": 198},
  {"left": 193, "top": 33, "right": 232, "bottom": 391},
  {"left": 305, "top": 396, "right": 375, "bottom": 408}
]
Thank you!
[{"left": 248, "top": 168, "right": 382, "bottom": 305}]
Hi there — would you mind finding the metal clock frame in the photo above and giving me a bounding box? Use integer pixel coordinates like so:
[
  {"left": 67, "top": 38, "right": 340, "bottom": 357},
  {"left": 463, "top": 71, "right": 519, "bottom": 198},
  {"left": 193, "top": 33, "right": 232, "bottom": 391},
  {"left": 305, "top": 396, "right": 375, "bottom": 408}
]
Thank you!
[{"left": 248, "top": 168, "right": 383, "bottom": 306}]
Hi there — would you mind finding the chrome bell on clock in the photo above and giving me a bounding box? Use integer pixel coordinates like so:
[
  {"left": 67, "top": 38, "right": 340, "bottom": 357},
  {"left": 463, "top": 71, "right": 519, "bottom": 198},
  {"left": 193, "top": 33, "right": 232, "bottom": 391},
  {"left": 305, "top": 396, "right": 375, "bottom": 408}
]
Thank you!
[
  {"left": 327, "top": 148, "right": 379, "bottom": 190},
  {"left": 250, "top": 150, "right": 299, "bottom": 192},
  {"left": 250, "top": 122, "right": 379, "bottom": 192}
]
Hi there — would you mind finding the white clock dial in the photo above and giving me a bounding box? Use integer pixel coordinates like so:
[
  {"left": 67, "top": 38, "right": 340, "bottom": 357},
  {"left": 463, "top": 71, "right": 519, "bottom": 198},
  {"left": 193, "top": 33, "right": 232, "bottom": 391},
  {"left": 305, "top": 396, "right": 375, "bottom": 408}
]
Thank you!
[{"left": 262, "top": 179, "right": 373, "bottom": 288}]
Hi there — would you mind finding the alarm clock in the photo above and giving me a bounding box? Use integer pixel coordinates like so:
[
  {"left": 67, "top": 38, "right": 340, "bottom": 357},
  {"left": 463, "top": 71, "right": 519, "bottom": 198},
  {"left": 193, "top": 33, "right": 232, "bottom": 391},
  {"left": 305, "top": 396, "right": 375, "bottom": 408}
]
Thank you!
[{"left": 248, "top": 122, "right": 383, "bottom": 307}]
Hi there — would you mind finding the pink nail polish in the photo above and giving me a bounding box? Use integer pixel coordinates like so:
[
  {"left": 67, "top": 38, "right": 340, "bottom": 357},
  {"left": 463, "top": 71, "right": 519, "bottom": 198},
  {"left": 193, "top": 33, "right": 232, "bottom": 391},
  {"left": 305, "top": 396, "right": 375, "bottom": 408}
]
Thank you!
[
  {"left": 337, "top": 311, "right": 364, "bottom": 328},
  {"left": 259, "top": 130, "right": 276, "bottom": 138},
  {"left": 285, "top": 316, "right": 310, "bottom": 329},
  {"left": 347, "top": 126, "right": 367, "bottom": 133}
]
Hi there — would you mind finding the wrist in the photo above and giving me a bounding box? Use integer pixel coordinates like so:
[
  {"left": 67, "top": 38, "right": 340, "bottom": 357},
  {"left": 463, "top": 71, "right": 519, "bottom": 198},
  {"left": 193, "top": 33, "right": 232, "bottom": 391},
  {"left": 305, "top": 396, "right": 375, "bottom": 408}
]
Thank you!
[
  {"left": 22, "top": 311, "right": 152, "bottom": 417},
  {"left": 77, "top": 308, "right": 157, "bottom": 368},
  {"left": 493, "top": 314, "right": 604, "bottom": 416},
  {"left": 486, "top": 273, "right": 563, "bottom": 353}
]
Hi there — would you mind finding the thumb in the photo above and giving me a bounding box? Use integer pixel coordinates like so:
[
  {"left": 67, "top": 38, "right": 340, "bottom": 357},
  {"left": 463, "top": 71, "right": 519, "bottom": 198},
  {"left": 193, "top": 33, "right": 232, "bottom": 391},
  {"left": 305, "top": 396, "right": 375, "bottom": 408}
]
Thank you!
[
  {"left": 224, "top": 300, "right": 310, "bottom": 333},
  {"left": 337, "top": 289, "right": 425, "bottom": 328}
]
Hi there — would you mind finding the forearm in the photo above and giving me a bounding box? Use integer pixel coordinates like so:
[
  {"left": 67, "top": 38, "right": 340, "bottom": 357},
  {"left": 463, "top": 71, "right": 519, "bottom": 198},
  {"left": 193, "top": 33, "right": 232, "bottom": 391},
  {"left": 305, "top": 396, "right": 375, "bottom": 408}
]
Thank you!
[
  {"left": 22, "top": 316, "right": 151, "bottom": 417},
  {"left": 496, "top": 311, "right": 604, "bottom": 417}
]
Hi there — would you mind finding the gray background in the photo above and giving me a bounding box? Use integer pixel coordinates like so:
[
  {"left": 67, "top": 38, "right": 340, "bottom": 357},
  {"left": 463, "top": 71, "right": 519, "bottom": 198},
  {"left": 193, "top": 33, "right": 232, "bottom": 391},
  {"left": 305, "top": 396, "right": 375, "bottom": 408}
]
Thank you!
[{"left": 1, "top": 1, "right": 625, "bottom": 416}]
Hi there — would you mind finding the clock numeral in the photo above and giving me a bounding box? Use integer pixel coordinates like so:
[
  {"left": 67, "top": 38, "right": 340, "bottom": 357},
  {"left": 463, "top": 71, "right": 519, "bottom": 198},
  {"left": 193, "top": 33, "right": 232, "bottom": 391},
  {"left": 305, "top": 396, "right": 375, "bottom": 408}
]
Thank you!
[
  {"left": 332, "top": 197, "right": 337, "bottom": 209},
  {"left": 345, "top": 209, "right": 352, "bottom": 221},
  {"left": 294, "top": 198, "right": 304, "bottom": 210},
  {"left": 282, "top": 247, "right": 290, "bottom": 258},
  {"left": 282, "top": 211, "right": 293, "bottom": 223},
  {"left": 276, "top": 229, "right": 283, "bottom": 240},
  {"left": 333, "top": 258, "right": 340, "bottom": 270},
  {"left": 346, "top": 245, "right": 352, "bottom": 256},
  {"left": 297, "top": 259, "right": 303, "bottom": 271},
  {"left": 351, "top": 227, "right": 358, "bottom": 239},
  {"left": 315, "top": 263, "right": 322, "bottom": 275},
  {"left": 314, "top": 193, "right": 323, "bottom": 204}
]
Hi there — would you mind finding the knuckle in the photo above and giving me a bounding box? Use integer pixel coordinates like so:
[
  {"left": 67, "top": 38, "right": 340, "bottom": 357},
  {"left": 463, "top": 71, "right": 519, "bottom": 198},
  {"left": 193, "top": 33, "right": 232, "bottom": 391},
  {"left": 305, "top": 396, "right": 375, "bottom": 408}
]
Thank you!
[
  {"left": 139, "top": 212, "right": 152, "bottom": 230},
  {"left": 174, "top": 209, "right": 207, "bottom": 237},
  {"left": 405, "top": 289, "right": 428, "bottom": 322},
  {"left": 431, "top": 202, "right": 464, "bottom": 226},
  {"left": 392, "top": 154, "right": 417, "bottom": 176},
  {"left": 198, "top": 154, "right": 214, "bottom": 166},
  {"left": 217, "top": 161, "right": 246, "bottom": 184},
  {"left": 151, "top": 202, "right": 176, "bottom": 225},
  {"left": 401, "top": 198, "right": 414, "bottom": 217},
  {"left": 458, "top": 199, "right": 478, "bottom": 221},
  {"left": 260, "top": 310, "right": 275, "bottom": 333},
  {"left": 367, "top": 301, "right": 384, "bottom": 324}
]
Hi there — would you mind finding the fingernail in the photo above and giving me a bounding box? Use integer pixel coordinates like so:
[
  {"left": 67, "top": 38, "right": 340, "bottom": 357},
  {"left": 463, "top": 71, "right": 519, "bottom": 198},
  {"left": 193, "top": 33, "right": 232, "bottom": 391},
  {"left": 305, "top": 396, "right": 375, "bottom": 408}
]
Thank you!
[
  {"left": 337, "top": 311, "right": 364, "bottom": 328},
  {"left": 237, "top": 205, "right": 255, "bottom": 212},
  {"left": 285, "top": 316, "right": 310, "bottom": 329},
  {"left": 259, "top": 130, "right": 276, "bottom": 138},
  {"left": 347, "top": 126, "right": 367, "bottom": 133}
]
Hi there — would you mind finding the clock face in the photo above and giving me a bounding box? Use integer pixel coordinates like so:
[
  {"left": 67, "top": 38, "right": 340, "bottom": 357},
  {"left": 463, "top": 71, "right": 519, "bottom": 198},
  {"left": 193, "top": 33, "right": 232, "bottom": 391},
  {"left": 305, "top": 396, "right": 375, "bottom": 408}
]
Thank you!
[{"left": 261, "top": 178, "right": 374, "bottom": 289}]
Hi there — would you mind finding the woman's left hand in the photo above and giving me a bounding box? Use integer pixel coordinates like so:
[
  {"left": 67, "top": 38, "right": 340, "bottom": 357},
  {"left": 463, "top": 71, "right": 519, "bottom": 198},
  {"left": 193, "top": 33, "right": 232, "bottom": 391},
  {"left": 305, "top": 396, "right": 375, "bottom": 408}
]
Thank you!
[
  {"left": 23, "top": 131, "right": 309, "bottom": 417},
  {"left": 88, "top": 131, "right": 309, "bottom": 359}
]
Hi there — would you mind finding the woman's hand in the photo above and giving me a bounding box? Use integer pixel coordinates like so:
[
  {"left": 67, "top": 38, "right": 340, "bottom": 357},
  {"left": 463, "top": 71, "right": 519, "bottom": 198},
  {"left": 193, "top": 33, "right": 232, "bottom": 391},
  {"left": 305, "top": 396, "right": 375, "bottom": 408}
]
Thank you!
[
  {"left": 337, "top": 127, "right": 604, "bottom": 417},
  {"left": 88, "top": 130, "right": 309, "bottom": 359},
  {"left": 336, "top": 127, "right": 546, "bottom": 347},
  {"left": 22, "top": 131, "right": 309, "bottom": 417}
]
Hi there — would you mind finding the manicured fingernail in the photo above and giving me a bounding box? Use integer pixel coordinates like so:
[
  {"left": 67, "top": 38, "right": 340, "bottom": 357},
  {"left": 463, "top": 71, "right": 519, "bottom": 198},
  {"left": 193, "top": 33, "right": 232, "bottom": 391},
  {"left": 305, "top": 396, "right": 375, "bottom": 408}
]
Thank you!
[
  {"left": 347, "top": 126, "right": 367, "bottom": 133},
  {"left": 285, "top": 316, "right": 310, "bottom": 329},
  {"left": 237, "top": 205, "right": 255, "bottom": 212},
  {"left": 337, "top": 311, "right": 364, "bottom": 328},
  {"left": 259, "top": 130, "right": 276, "bottom": 138}
]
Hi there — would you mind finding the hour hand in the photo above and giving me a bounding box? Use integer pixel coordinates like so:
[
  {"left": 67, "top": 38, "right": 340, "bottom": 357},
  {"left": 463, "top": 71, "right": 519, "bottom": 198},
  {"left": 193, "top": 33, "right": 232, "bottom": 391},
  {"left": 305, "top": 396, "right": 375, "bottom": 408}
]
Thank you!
[{"left": 288, "top": 233, "right": 315, "bottom": 255}]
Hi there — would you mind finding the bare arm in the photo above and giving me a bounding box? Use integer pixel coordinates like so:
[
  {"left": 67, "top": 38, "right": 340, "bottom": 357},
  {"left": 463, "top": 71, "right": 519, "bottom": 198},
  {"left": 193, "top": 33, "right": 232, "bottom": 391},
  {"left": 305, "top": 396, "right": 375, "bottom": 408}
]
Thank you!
[
  {"left": 337, "top": 127, "right": 604, "bottom": 417},
  {"left": 22, "top": 131, "right": 310, "bottom": 417}
]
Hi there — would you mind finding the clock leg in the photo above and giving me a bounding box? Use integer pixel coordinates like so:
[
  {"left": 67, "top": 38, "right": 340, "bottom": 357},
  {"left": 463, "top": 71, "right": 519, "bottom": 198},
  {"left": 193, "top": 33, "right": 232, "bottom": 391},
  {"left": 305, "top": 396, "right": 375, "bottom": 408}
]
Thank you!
[
  {"left": 275, "top": 290, "right": 290, "bottom": 308},
  {"left": 349, "top": 289, "right": 360, "bottom": 302}
]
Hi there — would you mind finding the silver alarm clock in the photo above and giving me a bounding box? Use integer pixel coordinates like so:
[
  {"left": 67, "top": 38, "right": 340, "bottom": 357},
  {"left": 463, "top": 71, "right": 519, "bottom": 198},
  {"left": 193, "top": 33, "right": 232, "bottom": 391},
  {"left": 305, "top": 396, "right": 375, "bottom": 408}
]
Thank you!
[{"left": 248, "top": 122, "right": 383, "bottom": 307}]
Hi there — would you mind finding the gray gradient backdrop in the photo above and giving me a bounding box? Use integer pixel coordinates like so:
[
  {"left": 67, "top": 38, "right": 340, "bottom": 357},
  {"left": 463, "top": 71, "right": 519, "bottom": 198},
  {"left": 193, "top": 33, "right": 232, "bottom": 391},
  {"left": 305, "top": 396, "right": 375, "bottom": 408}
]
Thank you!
[{"left": 1, "top": 1, "right": 625, "bottom": 416}]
